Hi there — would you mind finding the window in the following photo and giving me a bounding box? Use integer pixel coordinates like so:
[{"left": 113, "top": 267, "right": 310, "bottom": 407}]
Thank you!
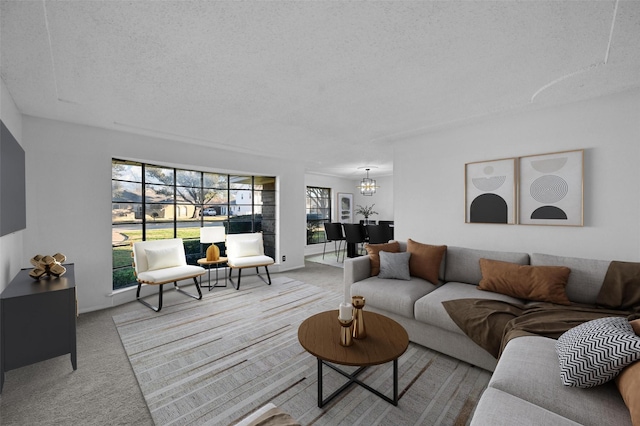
[
  {"left": 112, "top": 159, "right": 276, "bottom": 290},
  {"left": 306, "top": 187, "right": 331, "bottom": 245}
]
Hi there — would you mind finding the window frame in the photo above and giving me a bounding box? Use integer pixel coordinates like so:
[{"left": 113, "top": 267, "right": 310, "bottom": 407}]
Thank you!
[
  {"left": 306, "top": 186, "right": 331, "bottom": 245},
  {"left": 112, "top": 159, "right": 276, "bottom": 290}
]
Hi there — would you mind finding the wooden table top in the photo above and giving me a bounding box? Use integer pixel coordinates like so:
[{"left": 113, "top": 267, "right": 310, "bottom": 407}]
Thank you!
[
  {"left": 298, "top": 310, "right": 409, "bottom": 367},
  {"left": 197, "top": 257, "right": 228, "bottom": 265}
]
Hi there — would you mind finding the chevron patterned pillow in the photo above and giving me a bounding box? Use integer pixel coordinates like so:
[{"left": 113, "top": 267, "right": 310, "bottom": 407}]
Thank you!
[{"left": 556, "top": 317, "right": 640, "bottom": 388}]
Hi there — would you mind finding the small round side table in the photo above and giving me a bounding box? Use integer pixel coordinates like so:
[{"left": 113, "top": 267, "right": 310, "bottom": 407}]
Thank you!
[{"left": 197, "top": 257, "right": 228, "bottom": 290}]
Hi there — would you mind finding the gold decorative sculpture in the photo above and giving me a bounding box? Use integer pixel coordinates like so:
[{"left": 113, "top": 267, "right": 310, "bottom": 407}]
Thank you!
[
  {"left": 29, "top": 253, "right": 67, "bottom": 279},
  {"left": 352, "top": 295, "right": 367, "bottom": 339}
]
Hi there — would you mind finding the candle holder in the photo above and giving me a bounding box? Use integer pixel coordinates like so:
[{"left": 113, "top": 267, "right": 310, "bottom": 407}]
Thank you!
[
  {"left": 351, "top": 295, "right": 366, "bottom": 339},
  {"left": 338, "top": 318, "right": 353, "bottom": 347}
]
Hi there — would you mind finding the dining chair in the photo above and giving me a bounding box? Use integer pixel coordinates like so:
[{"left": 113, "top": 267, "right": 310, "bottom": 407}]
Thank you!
[
  {"left": 365, "top": 224, "right": 391, "bottom": 244},
  {"left": 323, "top": 222, "right": 346, "bottom": 262},
  {"left": 343, "top": 223, "right": 367, "bottom": 258},
  {"left": 378, "top": 220, "right": 395, "bottom": 240}
]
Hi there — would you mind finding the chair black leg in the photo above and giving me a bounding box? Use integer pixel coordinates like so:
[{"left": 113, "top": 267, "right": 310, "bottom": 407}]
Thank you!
[
  {"left": 228, "top": 268, "right": 242, "bottom": 290},
  {"left": 322, "top": 240, "right": 328, "bottom": 259},
  {"left": 229, "top": 266, "right": 271, "bottom": 289},
  {"left": 173, "top": 278, "right": 203, "bottom": 300},
  {"left": 137, "top": 283, "right": 163, "bottom": 312},
  {"left": 336, "top": 241, "right": 344, "bottom": 262},
  {"left": 264, "top": 266, "right": 271, "bottom": 285}
]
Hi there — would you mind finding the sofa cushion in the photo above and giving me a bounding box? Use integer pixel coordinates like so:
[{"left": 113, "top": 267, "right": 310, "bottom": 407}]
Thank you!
[
  {"left": 616, "top": 360, "right": 640, "bottom": 426},
  {"left": 444, "top": 246, "right": 529, "bottom": 285},
  {"left": 478, "top": 258, "right": 571, "bottom": 305},
  {"left": 378, "top": 251, "right": 411, "bottom": 280},
  {"left": 618, "top": 360, "right": 640, "bottom": 426},
  {"left": 491, "top": 336, "right": 631, "bottom": 426},
  {"left": 351, "top": 277, "right": 436, "bottom": 318},
  {"left": 470, "top": 388, "right": 582, "bottom": 426},
  {"left": 414, "top": 282, "right": 523, "bottom": 335},
  {"left": 406, "top": 239, "right": 446, "bottom": 284},
  {"left": 365, "top": 241, "right": 401, "bottom": 276},
  {"left": 556, "top": 317, "right": 640, "bottom": 388},
  {"left": 531, "top": 253, "right": 609, "bottom": 305}
]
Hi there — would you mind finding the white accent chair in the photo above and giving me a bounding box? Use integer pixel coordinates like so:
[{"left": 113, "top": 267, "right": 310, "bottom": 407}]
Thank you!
[
  {"left": 132, "top": 238, "right": 205, "bottom": 311},
  {"left": 225, "top": 233, "right": 275, "bottom": 290}
]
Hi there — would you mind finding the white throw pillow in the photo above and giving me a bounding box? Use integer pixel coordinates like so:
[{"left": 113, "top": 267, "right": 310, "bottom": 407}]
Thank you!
[
  {"left": 145, "top": 246, "right": 183, "bottom": 271},
  {"left": 378, "top": 251, "right": 411, "bottom": 280},
  {"left": 556, "top": 316, "right": 640, "bottom": 388},
  {"left": 233, "top": 238, "right": 261, "bottom": 257}
]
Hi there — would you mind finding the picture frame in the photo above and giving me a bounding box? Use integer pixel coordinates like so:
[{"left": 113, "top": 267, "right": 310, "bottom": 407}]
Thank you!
[
  {"left": 518, "top": 149, "right": 583, "bottom": 226},
  {"left": 465, "top": 158, "right": 517, "bottom": 224},
  {"left": 337, "top": 193, "right": 353, "bottom": 223}
]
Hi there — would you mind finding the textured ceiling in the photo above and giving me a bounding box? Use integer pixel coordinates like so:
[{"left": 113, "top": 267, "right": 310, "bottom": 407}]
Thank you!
[{"left": 1, "top": 1, "right": 639, "bottom": 178}]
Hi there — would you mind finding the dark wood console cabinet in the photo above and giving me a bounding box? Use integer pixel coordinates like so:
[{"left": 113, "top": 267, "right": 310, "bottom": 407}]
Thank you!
[{"left": 0, "top": 264, "right": 76, "bottom": 393}]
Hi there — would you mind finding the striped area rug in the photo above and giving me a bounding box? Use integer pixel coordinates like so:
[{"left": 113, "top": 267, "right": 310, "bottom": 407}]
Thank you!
[{"left": 113, "top": 276, "right": 490, "bottom": 425}]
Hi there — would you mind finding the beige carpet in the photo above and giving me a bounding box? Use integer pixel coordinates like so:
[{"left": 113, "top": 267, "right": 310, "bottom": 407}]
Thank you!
[
  {"left": 113, "top": 276, "right": 490, "bottom": 425},
  {"left": 305, "top": 252, "right": 345, "bottom": 268}
]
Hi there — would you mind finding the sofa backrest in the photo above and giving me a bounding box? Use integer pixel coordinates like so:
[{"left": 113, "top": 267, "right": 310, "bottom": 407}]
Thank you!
[
  {"left": 530, "top": 253, "right": 609, "bottom": 305},
  {"left": 444, "top": 246, "right": 530, "bottom": 285}
]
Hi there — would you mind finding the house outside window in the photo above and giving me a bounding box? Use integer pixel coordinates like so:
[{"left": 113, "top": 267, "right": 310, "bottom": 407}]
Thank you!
[
  {"left": 306, "top": 186, "right": 331, "bottom": 245},
  {"left": 112, "top": 159, "right": 276, "bottom": 290}
]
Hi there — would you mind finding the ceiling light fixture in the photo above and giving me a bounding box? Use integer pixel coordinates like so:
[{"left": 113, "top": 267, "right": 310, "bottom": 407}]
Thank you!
[{"left": 357, "top": 168, "right": 379, "bottom": 196}]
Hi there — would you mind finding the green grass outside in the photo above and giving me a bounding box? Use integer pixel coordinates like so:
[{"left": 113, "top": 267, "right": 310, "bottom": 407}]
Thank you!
[{"left": 112, "top": 227, "right": 203, "bottom": 289}]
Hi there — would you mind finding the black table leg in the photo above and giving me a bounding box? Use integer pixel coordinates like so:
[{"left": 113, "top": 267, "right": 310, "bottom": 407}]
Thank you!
[{"left": 317, "top": 358, "right": 399, "bottom": 408}]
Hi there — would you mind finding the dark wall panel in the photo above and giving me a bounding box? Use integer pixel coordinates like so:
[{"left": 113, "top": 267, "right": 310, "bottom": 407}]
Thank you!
[{"left": 1, "top": 120, "right": 26, "bottom": 236}]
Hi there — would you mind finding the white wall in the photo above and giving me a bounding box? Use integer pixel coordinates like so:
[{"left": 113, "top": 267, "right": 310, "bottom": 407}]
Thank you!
[
  {"left": 22, "top": 116, "right": 306, "bottom": 313},
  {"left": 394, "top": 90, "right": 640, "bottom": 261},
  {"left": 0, "top": 77, "right": 25, "bottom": 292}
]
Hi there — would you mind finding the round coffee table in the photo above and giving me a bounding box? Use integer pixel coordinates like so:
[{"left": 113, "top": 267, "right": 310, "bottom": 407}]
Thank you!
[{"left": 298, "top": 310, "right": 409, "bottom": 407}]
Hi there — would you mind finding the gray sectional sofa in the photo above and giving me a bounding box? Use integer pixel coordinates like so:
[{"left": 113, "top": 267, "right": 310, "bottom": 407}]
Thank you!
[{"left": 344, "top": 242, "right": 633, "bottom": 426}]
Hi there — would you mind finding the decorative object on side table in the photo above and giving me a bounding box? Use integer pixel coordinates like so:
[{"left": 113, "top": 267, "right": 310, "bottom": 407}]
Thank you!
[
  {"left": 352, "top": 295, "right": 366, "bottom": 339},
  {"left": 200, "top": 226, "right": 226, "bottom": 261},
  {"left": 339, "top": 302, "right": 353, "bottom": 346},
  {"left": 29, "top": 253, "right": 67, "bottom": 279}
]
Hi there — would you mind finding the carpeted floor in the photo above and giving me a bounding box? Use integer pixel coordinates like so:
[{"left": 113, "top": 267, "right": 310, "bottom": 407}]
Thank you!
[
  {"left": 0, "top": 261, "right": 490, "bottom": 425},
  {"left": 113, "top": 276, "right": 490, "bottom": 426},
  {"left": 305, "top": 252, "right": 345, "bottom": 269}
]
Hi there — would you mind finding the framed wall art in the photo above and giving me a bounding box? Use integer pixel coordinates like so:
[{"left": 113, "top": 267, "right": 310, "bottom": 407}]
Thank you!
[
  {"left": 465, "top": 158, "right": 517, "bottom": 224},
  {"left": 337, "top": 192, "right": 353, "bottom": 223},
  {"left": 518, "top": 149, "right": 583, "bottom": 226}
]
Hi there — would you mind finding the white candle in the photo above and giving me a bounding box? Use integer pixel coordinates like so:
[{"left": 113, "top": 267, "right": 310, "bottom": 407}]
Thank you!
[{"left": 339, "top": 303, "right": 353, "bottom": 321}]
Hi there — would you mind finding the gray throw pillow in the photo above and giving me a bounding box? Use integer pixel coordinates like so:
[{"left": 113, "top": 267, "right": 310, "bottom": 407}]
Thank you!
[
  {"left": 556, "top": 316, "right": 640, "bottom": 388},
  {"left": 378, "top": 251, "right": 411, "bottom": 280}
]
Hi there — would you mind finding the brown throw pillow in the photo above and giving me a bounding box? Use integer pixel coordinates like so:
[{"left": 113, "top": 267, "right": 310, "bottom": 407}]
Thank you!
[
  {"left": 616, "top": 360, "right": 640, "bottom": 426},
  {"left": 478, "top": 258, "right": 572, "bottom": 305},
  {"left": 406, "top": 239, "right": 446, "bottom": 284},
  {"left": 365, "top": 241, "right": 400, "bottom": 276}
]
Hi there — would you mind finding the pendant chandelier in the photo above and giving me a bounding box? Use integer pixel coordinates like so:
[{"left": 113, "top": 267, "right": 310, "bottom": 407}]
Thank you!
[{"left": 357, "top": 168, "right": 379, "bottom": 196}]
